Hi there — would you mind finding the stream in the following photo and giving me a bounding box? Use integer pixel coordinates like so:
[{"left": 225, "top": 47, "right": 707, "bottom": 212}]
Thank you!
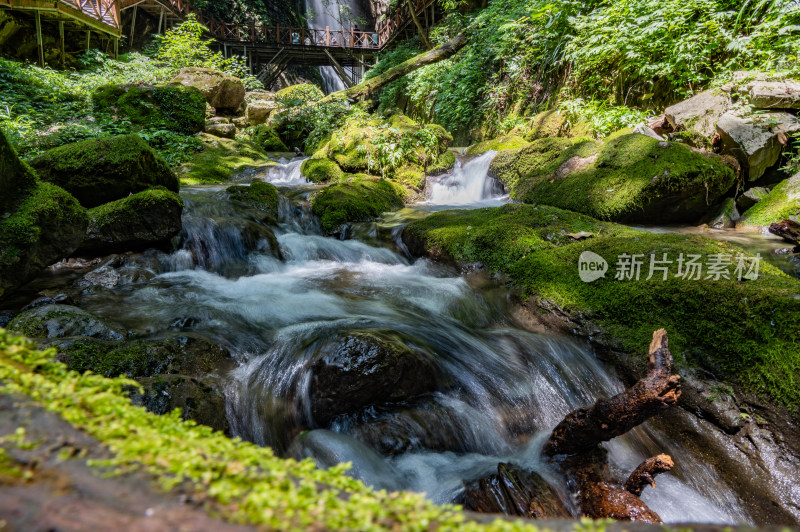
[{"left": 47, "top": 152, "right": 800, "bottom": 525}]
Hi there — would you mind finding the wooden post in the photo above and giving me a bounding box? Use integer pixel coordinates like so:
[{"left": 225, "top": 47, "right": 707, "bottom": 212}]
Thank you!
[
  {"left": 35, "top": 11, "right": 44, "bottom": 67},
  {"left": 86, "top": 30, "right": 91, "bottom": 51},
  {"left": 114, "top": 37, "right": 119, "bottom": 58},
  {"left": 223, "top": 42, "right": 228, "bottom": 58},
  {"left": 59, "top": 21, "right": 65, "bottom": 67},
  {"left": 158, "top": 6, "right": 164, "bottom": 34},
  {"left": 130, "top": 5, "right": 137, "bottom": 48},
  {"left": 326, "top": 26, "right": 330, "bottom": 46}
]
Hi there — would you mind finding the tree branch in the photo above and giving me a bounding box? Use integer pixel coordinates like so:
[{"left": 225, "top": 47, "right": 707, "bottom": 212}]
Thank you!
[{"left": 624, "top": 454, "right": 674, "bottom": 497}]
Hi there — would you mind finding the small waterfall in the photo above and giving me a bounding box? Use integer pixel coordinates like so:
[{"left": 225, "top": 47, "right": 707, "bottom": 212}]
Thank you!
[
  {"left": 426, "top": 151, "right": 507, "bottom": 206},
  {"left": 305, "top": 0, "right": 350, "bottom": 93},
  {"left": 254, "top": 157, "right": 309, "bottom": 186}
]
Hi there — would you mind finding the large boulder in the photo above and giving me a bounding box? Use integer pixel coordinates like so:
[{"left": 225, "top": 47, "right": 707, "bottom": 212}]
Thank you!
[
  {"left": 311, "top": 178, "right": 405, "bottom": 234},
  {"left": 170, "top": 67, "right": 245, "bottom": 112},
  {"left": 740, "top": 172, "right": 800, "bottom": 226},
  {"left": 664, "top": 89, "right": 731, "bottom": 138},
  {"left": 716, "top": 111, "right": 800, "bottom": 181},
  {"left": 308, "top": 330, "right": 439, "bottom": 426},
  {"left": 30, "top": 134, "right": 179, "bottom": 208},
  {"left": 80, "top": 188, "right": 183, "bottom": 254},
  {"left": 748, "top": 79, "right": 800, "bottom": 110},
  {"left": 489, "top": 132, "right": 736, "bottom": 223},
  {"left": 91, "top": 83, "right": 206, "bottom": 134},
  {"left": 8, "top": 304, "right": 124, "bottom": 341}
]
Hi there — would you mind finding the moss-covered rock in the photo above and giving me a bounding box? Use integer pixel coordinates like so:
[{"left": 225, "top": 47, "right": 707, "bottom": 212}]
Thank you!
[
  {"left": 251, "top": 124, "right": 289, "bottom": 152},
  {"left": 170, "top": 68, "right": 245, "bottom": 111},
  {"left": 227, "top": 181, "right": 278, "bottom": 218},
  {"left": 81, "top": 187, "right": 183, "bottom": 254},
  {"left": 178, "top": 134, "right": 273, "bottom": 185},
  {"left": 8, "top": 304, "right": 124, "bottom": 341},
  {"left": 275, "top": 83, "right": 324, "bottom": 104},
  {"left": 311, "top": 177, "right": 405, "bottom": 233},
  {"left": 30, "top": 134, "right": 179, "bottom": 208},
  {"left": 740, "top": 172, "right": 800, "bottom": 226},
  {"left": 0, "top": 182, "right": 88, "bottom": 298},
  {"left": 301, "top": 157, "right": 344, "bottom": 184},
  {"left": 0, "top": 129, "right": 37, "bottom": 213},
  {"left": 395, "top": 164, "right": 425, "bottom": 189},
  {"left": 523, "top": 110, "right": 571, "bottom": 141},
  {"left": 465, "top": 135, "right": 529, "bottom": 155},
  {"left": 91, "top": 83, "right": 206, "bottom": 134},
  {"left": 403, "top": 204, "right": 800, "bottom": 410},
  {"left": 428, "top": 151, "right": 456, "bottom": 176},
  {"left": 490, "top": 132, "right": 737, "bottom": 223}
]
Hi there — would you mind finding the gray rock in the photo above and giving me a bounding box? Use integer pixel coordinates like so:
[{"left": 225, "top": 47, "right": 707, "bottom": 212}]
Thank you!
[
  {"left": 171, "top": 67, "right": 245, "bottom": 112},
  {"left": 716, "top": 111, "right": 800, "bottom": 181},
  {"left": 749, "top": 80, "right": 800, "bottom": 110},
  {"left": 245, "top": 101, "right": 280, "bottom": 126},
  {"left": 244, "top": 91, "right": 276, "bottom": 104},
  {"left": 632, "top": 124, "right": 664, "bottom": 140},
  {"left": 664, "top": 90, "right": 731, "bottom": 138},
  {"left": 206, "top": 116, "right": 231, "bottom": 124},
  {"left": 705, "top": 197, "right": 740, "bottom": 229},
  {"left": 736, "top": 186, "right": 770, "bottom": 212},
  {"left": 205, "top": 122, "right": 237, "bottom": 139},
  {"left": 8, "top": 304, "right": 125, "bottom": 341}
]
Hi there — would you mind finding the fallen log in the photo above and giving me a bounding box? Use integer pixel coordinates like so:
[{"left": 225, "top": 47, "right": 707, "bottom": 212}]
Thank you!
[
  {"left": 769, "top": 219, "right": 800, "bottom": 245},
  {"left": 543, "top": 329, "right": 681, "bottom": 457},
  {"left": 322, "top": 33, "right": 467, "bottom": 102},
  {"left": 624, "top": 454, "right": 674, "bottom": 497}
]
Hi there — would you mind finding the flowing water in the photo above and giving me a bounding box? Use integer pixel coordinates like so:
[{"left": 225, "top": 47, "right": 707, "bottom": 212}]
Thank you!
[{"left": 74, "top": 154, "right": 760, "bottom": 525}]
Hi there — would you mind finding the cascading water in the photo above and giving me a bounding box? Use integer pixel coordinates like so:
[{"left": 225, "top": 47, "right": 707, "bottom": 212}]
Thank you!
[
  {"left": 305, "top": 0, "right": 353, "bottom": 93},
  {"left": 426, "top": 151, "right": 508, "bottom": 206},
  {"left": 70, "top": 154, "right": 777, "bottom": 526}
]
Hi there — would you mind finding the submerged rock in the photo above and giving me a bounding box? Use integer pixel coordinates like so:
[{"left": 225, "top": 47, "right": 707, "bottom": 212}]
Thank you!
[
  {"left": 91, "top": 83, "right": 206, "bottom": 134},
  {"left": 30, "top": 134, "right": 179, "bottom": 208},
  {"left": 8, "top": 304, "right": 124, "bottom": 341},
  {"left": 462, "top": 463, "right": 571, "bottom": 519},
  {"left": 171, "top": 67, "right": 245, "bottom": 111},
  {"left": 308, "top": 330, "right": 439, "bottom": 426},
  {"left": 489, "top": 132, "right": 736, "bottom": 223},
  {"left": 80, "top": 187, "right": 183, "bottom": 254}
]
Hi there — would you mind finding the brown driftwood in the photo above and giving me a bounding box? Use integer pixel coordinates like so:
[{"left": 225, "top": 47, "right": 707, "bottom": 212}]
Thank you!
[
  {"left": 769, "top": 219, "right": 800, "bottom": 245},
  {"left": 323, "top": 33, "right": 467, "bottom": 102},
  {"left": 566, "top": 449, "right": 662, "bottom": 523},
  {"left": 543, "top": 329, "right": 681, "bottom": 457},
  {"left": 624, "top": 454, "right": 674, "bottom": 497}
]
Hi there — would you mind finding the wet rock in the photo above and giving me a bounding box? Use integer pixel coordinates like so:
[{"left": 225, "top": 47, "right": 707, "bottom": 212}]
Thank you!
[
  {"left": 227, "top": 181, "right": 279, "bottom": 218},
  {"left": 308, "top": 331, "right": 439, "bottom": 426},
  {"left": 75, "top": 265, "right": 121, "bottom": 290},
  {"left": 129, "top": 374, "right": 229, "bottom": 434},
  {"left": 51, "top": 333, "right": 233, "bottom": 379},
  {"left": 736, "top": 186, "right": 770, "bottom": 212},
  {"left": 664, "top": 89, "right": 731, "bottom": 138},
  {"left": 748, "top": 79, "right": 800, "bottom": 110},
  {"left": 716, "top": 111, "right": 800, "bottom": 181},
  {"left": 171, "top": 67, "right": 245, "bottom": 112},
  {"left": 288, "top": 429, "right": 404, "bottom": 491},
  {"left": 0, "top": 311, "right": 16, "bottom": 328},
  {"left": 30, "top": 134, "right": 179, "bottom": 208},
  {"left": 80, "top": 188, "right": 183, "bottom": 254},
  {"left": 21, "top": 293, "right": 74, "bottom": 311},
  {"left": 205, "top": 122, "right": 237, "bottom": 139},
  {"left": 90, "top": 83, "right": 206, "bottom": 134},
  {"left": 704, "top": 198, "right": 740, "bottom": 229},
  {"left": 8, "top": 304, "right": 124, "bottom": 341},
  {"left": 462, "top": 463, "right": 572, "bottom": 519},
  {"left": 170, "top": 316, "right": 200, "bottom": 329}
]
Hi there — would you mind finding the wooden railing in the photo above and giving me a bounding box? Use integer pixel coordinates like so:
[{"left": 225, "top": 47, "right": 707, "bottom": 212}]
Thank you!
[{"left": 56, "top": 0, "right": 121, "bottom": 30}]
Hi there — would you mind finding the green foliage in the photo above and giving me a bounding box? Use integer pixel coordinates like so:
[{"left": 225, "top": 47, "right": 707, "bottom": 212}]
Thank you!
[
  {"left": 405, "top": 204, "right": 800, "bottom": 410},
  {"left": 557, "top": 99, "right": 650, "bottom": 139},
  {"left": 246, "top": 124, "right": 289, "bottom": 152},
  {"left": 0, "top": 330, "right": 550, "bottom": 530}
]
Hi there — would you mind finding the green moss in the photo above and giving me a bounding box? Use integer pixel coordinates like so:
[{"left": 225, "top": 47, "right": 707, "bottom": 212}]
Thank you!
[
  {"left": 669, "top": 130, "right": 712, "bottom": 150},
  {"left": 523, "top": 110, "right": 569, "bottom": 141},
  {"left": 250, "top": 124, "right": 289, "bottom": 152},
  {"left": 89, "top": 187, "right": 183, "bottom": 227},
  {"left": 301, "top": 157, "right": 345, "bottom": 184},
  {"left": 395, "top": 164, "right": 425, "bottom": 190},
  {"left": 30, "top": 134, "right": 179, "bottom": 208},
  {"left": 180, "top": 135, "right": 273, "bottom": 185},
  {"left": 311, "top": 178, "right": 405, "bottom": 233},
  {"left": 741, "top": 173, "right": 800, "bottom": 225},
  {"left": 492, "top": 133, "right": 736, "bottom": 223},
  {"left": 428, "top": 151, "right": 457, "bottom": 175},
  {"left": 0, "top": 129, "right": 37, "bottom": 213},
  {"left": 405, "top": 204, "right": 800, "bottom": 410},
  {"left": 92, "top": 83, "right": 206, "bottom": 134},
  {"left": 226, "top": 181, "right": 278, "bottom": 216},
  {"left": 0, "top": 330, "right": 549, "bottom": 530},
  {"left": 466, "top": 135, "right": 529, "bottom": 155},
  {"left": 275, "top": 83, "right": 324, "bottom": 103}
]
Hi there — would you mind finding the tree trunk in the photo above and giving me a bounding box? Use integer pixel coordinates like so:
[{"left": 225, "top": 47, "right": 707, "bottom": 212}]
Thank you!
[
  {"left": 323, "top": 33, "right": 467, "bottom": 102},
  {"left": 769, "top": 219, "right": 800, "bottom": 245},
  {"left": 544, "top": 328, "right": 681, "bottom": 457},
  {"left": 408, "top": 0, "right": 433, "bottom": 49}
]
